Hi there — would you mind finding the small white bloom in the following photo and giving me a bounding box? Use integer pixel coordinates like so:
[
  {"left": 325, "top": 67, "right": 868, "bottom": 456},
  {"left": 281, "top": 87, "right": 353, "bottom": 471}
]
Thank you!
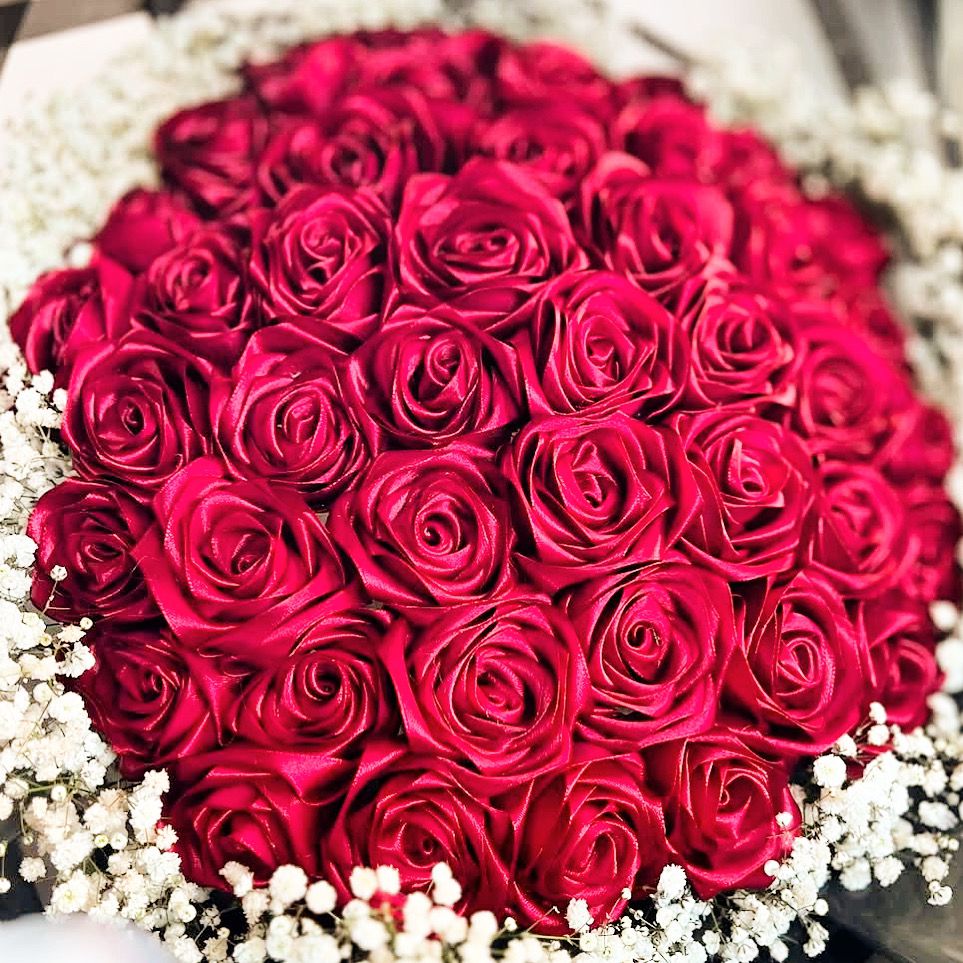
[
  {"left": 269, "top": 864, "right": 308, "bottom": 906},
  {"left": 349, "top": 865, "right": 379, "bottom": 900},
  {"left": 813, "top": 754, "right": 847, "bottom": 789},
  {"left": 305, "top": 879, "right": 337, "bottom": 915},
  {"left": 565, "top": 898, "right": 593, "bottom": 932}
]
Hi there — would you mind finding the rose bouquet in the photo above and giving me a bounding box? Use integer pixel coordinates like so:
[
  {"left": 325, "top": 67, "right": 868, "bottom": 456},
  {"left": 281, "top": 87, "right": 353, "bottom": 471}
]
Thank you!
[{"left": 3, "top": 2, "right": 963, "bottom": 962}]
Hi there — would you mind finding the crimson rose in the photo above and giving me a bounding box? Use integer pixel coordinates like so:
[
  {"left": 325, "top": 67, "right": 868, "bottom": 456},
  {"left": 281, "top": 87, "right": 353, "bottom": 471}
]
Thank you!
[
  {"left": 323, "top": 745, "right": 513, "bottom": 913},
  {"left": 73, "top": 625, "right": 234, "bottom": 778},
  {"left": 646, "top": 729, "right": 801, "bottom": 898},
  {"left": 724, "top": 573, "right": 871, "bottom": 754},
  {"left": 134, "top": 457, "right": 355, "bottom": 652},
  {"left": 564, "top": 558, "right": 737, "bottom": 750},
  {"left": 680, "top": 409, "right": 816, "bottom": 580},
  {"left": 390, "top": 158, "right": 586, "bottom": 328},
  {"left": 330, "top": 446, "right": 515, "bottom": 613},
  {"left": 168, "top": 746, "right": 342, "bottom": 888},
  {"left": 62, "top": 331, "right": 214, "bottom": 491},
  {"left": 132, "top": 225, "right": 257, "bottom": 368},
  {"left": 212, "top": 322, "right": 371, "bottom": 506},
  {"left": 510, "top": 749, "right": 667, "bottom": 934},
  {"left": 503, "top": 413, "right": 701, "bottom": 591},
  {"left": 232, "top": 604, "right": 396, "bottom": 753},
  {"left": 95, "top": 188, "right": 200, "bottom": 273},
  {"left": 28, "top": 479, "right": 154, "bottom": 624},
  {"left": 381, "top": 595, "right": 588, "bottom": 784},
  {"left": 249, "top": 184, "right": 390, "bottom": 344},
  {"left": 347, "top": 305, "right": 523, "bottom": 449},
  {"left": 515, "top": 269, "right": 688, "bottom": 419},
  {"left": 10, "top": 258, "right": 133, "bottom": 381}
]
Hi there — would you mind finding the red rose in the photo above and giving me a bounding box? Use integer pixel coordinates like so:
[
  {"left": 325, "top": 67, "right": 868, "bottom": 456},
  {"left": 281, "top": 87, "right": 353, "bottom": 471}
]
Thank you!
[
  {"left": 564, "top": 557, "right": 737, "bottom": 750},
  {"left": 680, "top": 409, "right": 816, "bottom": 580},
  {"left": 495, "top": 41, "right": 614, "bottom": 115},
  {"left": 579, "top": 153, "right": 734, "bottom": 303},
  {"left": 390, "top": 158, "right": 586, "bottom": 330},
  {"left": 134, "top": 457, "right": 355, "bottom": 651},
  {"left": 243, "top": 37, "right": 358, "bottom": 115},
  {"left": 212, "top": 322, "right": 371, "bottom": 506},
  {"left": 901, "top": 482, "right": 963, "bottom": 604},
  {"left": 809, "top": 462, "right": 915, "bottom": 599},
  {"left": 353, "top": 29, "right": 503, "bottom": 107},
  {"left": 733, "top": 186, "right": 888, "bottom": 298},
  {"left": 515, "top": 269, "right": 688, "bottom": 419},
  {"left": 249, "top": 184, "right": 389, "bottom": 344},
  {"left": 132, "top": 225, "right": 258, "bottom": 368},
  {"left": 503, "top": 413, "right": 701, "bottom": 591},
  {"left": 471, "top": 103, "right": 608, "bottom": 204},
  {"left": 94, "top": 188, "right": 200, "bottom": 273},
  {"left": 168, "top": 745, "right": 341, "bottom": 888},
  {"left": 859, "top": 592, "right": 942, "bottom": 729},
  {"left": 881, "top": 401, "right": 955, "bottom": 487},
  {"left": 681, "top": 271, "right": 802, "bottom": 408},
  {"left": 155, "top": 95, "right": 271, "bottom": 217},
  {"left": 256, "top": 88, "right": 460, "bottom": 208},
  {"left": 381, "top": 595, "right": 588, "bottom": 783},
  {"left": 347, "top": 306, "right": 522, "bottom": 449},
  {"left": 646, "top": 729, "right": 801, "bottom": 898},
  {"left": 62, "top": 331, "right": 214, "bottom": 491},
  {"left": 510, "top": 749, "right": 667, "bottom": 934},
  {"left": 27, "top": 479, "right": 154, "bottom": 624},
  {"left": 73, "top": 625, "right": 233, "bottom": 778},
  {"left": 613, "top": 95, "right": 723, "bottom": 179},
  {"left": 9, "top": 258, "right": 133, "bottom": 381},
  {"left": 329, "top": 446, "right": 515, "bottom": 613},
  {"left": 792, "top": 323, "right": 912, "bottom": 460},
  {"left": 724, "top": 572, "right": 870, "bottom": 754},
  {"left": 233, "top": 604, "right": 396, "bottom": 752},
  {"left": 323, "top": 744, "right": 512, "bottom": 913}
]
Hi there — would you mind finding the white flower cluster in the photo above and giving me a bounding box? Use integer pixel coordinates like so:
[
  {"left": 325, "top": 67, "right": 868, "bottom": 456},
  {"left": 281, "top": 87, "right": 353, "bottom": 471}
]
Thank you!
[{"left": 2, "top": 2, "right": 963, "bottom": 963}]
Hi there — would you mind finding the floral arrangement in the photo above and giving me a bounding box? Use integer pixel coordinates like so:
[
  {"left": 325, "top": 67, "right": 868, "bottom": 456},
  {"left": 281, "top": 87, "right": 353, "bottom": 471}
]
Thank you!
[{"left": 4, "top": 3, "right": 963, "bottom": 963}]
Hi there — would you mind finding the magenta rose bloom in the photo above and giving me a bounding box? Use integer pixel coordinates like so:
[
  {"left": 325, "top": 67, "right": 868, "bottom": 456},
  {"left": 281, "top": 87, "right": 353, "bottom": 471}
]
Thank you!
[
  {"left": 390, "top": 158, "right": 586, "bottom": 330},
  {"left": 168, "top": 746, "right": 343, "bottom": 889},
  {"left": 94, "top": 187, "right": 200, "bottom": 273},
  {"left": 564, "top": 557, "right": 737, "bottom": 750},
  {"left": 9, "top": 258, "right": 134, "bottom": 381},
  {"left": 809, "top": 461, "right": 915, "bottom": 599},
  {"left": 503, "top": 413, "right": 701, "bottom": 591},
  {"left": 134, "top": 457, "right": 356, "bottom": 652},
  {"left": 232, "top": 604, "right": 396, "bottom": 753},
  {"left": 579, "top": 152, "right": 734, "bottom": 303},
  {"left": 249, "top": 184, "right": 390, "bottom": 345},
  {"left": 509, "top": 749, "right": 668, "bottom": 934},
  {"left": 27, "top": 479, "right": 154, "bottom": 624},
  {"left": 645, "top": 729, "right": 801, "bottom": 898},
  {"left": 724, "top": 572, "right": 871, "bottom": 754},
  {"left": 346, "top": 305, "right": 523, "bottom": 449},
  {"left": 681, "top": 270, "right": 803, "bottom": 408},
  {"left": 155, "top": 94, "right": 270, "bottom": 217},
  {"left": 73, "top": 624, "right": 235, "bottom": 778},
  {"left": 62, "top": 331, "right": 214, "bottom": 492},
  {"left": 470, "top": 103, "right": 608, "bottom": 205},
  {"left": 680, "top": 409, "right": 816, "bottom": 580},
  {"left": 323, "top": 745, "right": 513, "bottom": 913},
  {"left": 329, "top": 446, "right": 515, "bottom": 614},
  {"left": 256, "top": 87, "right": 460, "bottom": 209},
  {"left": 900, "top": 481, "right": 963, "bottom": 604},
  {"left": 515, "top": 269, "right": 688, "bottom": 419},
  {"left": 132, "top": 225, "right": 258, "bottom": 368},
  {"left": 212, "top": 322, "right": 371, "bottom": 506},
  {"left": 495, "top": 41, "right": 615, "bottom": 114},
  {"left": 381, "top": 594, "right": 588, "bottom": 784},
  {"left": 792, "top": 323, "right": 913, "bottom": 461}
]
